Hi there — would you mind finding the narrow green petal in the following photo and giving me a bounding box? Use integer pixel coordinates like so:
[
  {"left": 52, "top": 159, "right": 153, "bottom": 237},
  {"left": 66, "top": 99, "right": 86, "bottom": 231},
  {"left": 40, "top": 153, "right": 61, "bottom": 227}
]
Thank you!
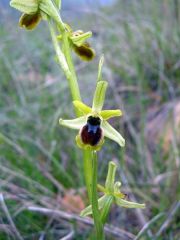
[
  {"left": 73, "top": 100, "right": 92, "bottom": 115},
  {"left": 100, "top": 109, "right": 122, "bottom": 120},
  {"left": 102, "top": 121, "right": 125, "bottom": 147},
  {"left": 70, "top": 31, "right": 92, "bottom": 47},
  {"left": 92, "top": 81, "right": 108, "bottom": 112},
  {"left": 80, "top": 195, "right": 110, "bottom": 217},
  {"left": 59, "top": 116, "right": 86, "bottom": 130},
  {"left": 115, "top": 198, "right": 145, "bottom": 209}
]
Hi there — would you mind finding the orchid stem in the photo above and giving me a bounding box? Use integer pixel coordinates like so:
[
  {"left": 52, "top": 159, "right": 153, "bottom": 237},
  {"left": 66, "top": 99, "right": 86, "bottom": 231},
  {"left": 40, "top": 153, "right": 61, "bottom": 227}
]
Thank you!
[
  {"left": 48, "top": 20, "right": 81, "bottom": 116},
  {"left": 91, "top": 151, "right": 104, "bottom": 240},
  {"left": 83, "top": 150, "right": 93, "bottom": 203}
]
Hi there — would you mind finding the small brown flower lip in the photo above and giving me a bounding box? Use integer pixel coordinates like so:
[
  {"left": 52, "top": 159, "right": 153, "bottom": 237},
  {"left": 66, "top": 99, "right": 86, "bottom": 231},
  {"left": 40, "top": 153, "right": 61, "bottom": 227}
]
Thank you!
[{"left": 19, "top": 12, "right": 41, "bottom": 30}]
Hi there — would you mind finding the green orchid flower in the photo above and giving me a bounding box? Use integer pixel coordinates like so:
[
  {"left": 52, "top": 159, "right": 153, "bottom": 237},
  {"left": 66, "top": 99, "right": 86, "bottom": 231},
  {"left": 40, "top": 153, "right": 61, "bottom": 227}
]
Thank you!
[
  {"left": 58, "top": 24, "right": 95, "bottom": 61},
  {"left": 10, "top": 0, "right": 62, "bottom": 30},
  {"left": 81, "top": 162, "right": 145, "bottom": 220},
  {"left": 59, "top": 80, "right": 125, "bottom": 151}
]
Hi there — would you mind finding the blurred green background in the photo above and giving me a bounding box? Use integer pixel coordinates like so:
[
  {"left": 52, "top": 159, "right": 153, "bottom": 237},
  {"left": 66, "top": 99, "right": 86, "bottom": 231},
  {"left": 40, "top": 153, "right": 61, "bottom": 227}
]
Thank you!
[{"left": 0, "top": 0, "right": 179, "bottom": 239}]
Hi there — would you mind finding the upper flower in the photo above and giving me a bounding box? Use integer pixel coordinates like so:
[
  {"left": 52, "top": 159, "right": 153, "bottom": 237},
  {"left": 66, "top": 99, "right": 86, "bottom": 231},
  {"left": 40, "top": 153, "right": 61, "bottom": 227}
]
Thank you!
[
  {"left": 81, "top": 161, "right": 145, "bottom": 218},
  {"left": 58, "top": 24, "right": 95, "bottom": 61},
  {"left": 10, "top": 0, "right": 62, "bottom": 30},
  {"left": 59, "top": 80, "right": 125, "bottom": 151}
]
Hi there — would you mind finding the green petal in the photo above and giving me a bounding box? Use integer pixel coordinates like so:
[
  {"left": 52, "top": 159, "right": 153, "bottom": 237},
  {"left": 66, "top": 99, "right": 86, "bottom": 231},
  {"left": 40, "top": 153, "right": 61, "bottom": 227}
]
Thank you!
[
  {"left": 100, "top": 109, "right": 122, "bottom": 120},
  {"left": 115, "top": 198, "right": 146, "bottom": 209},
  {"left": 10, "top": 0, "right": 38, "bottom": 14},
  {"left": 59, "top": 116, "right": 86, "bottom": 130},
  {"left": 92, "top": 81, "right": 108, "bottom": 112},
  {"left": 102, "top": 121, "right": 125, "bottom": 147},
  {"left": 80, "top": 195, "right": 111, "bottom": 217},
  {"left": 70, "top": 31, "right": 92, "bottom": 47},
  {"left": 73, "top": 100, "right": 92, "bottom": 115}
]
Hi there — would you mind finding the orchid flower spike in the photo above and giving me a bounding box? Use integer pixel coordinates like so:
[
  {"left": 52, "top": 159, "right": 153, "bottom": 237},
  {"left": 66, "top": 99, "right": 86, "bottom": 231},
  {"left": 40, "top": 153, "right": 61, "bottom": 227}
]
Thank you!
[{"left": 59, "top": 79, "right": 125, "bottom": 151}]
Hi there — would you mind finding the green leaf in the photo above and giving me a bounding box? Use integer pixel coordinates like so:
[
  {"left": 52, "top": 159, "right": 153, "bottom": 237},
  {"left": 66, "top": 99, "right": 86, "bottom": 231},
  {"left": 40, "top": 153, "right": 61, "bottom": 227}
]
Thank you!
[{"left": 92, "top": 81, "right": 108, "bottom": 112}]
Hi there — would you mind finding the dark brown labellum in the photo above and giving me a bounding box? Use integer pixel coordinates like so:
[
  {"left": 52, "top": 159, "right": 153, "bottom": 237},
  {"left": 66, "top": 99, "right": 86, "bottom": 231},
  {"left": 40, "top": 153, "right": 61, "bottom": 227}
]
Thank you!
[
  {"left": 73, "top": 42, "right": 95, "bottom": 61},
  {"left": 80, "top": 116, "right": 102, "bottom": 146},
  {"left": 19, "top": 12, "right": 41, "bottom": 30}
]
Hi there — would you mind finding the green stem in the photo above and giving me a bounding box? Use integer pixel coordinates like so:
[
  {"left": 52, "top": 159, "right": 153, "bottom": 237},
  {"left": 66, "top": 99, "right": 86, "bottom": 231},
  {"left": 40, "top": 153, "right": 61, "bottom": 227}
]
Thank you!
[
  {"left": 83, "top": 150, "right": 93, "bottom": 202},
  {"left": 92, "top": 151, "right": 104, "bottom": 240},
  {"left": 48, "top": 20, "right": 81, "bottom": 116}
]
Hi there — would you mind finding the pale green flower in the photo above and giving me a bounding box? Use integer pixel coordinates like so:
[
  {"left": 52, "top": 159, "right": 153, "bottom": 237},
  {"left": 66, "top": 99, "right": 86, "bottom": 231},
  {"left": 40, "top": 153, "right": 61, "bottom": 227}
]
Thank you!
[
  {"left": 59, "top": 80, "right": 125, "bottom": 151},
  {"left": 58, "top": 24, "right": 95, "bottom": 61},
  {"left": 81, "top": 162, "right": 145, "bottom": 218}
]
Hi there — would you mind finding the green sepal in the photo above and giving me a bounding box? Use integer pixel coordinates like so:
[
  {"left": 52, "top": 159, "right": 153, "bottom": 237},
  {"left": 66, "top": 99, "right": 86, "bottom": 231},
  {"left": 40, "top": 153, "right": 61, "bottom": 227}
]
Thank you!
[
  {"left": 115, "top": 198, "right": 146, "bottom": 209},
  {"left": 59, "top": 116, "right": 86, "bottom": 130},
  {"left": 102, "top": 120, "right": 125, "bottom": 147},
  {"left": 10, "top": 0, "right": 38, "bottom": 14},
  {"left": 92, "top": 81, "right": 108, "bottom": 112},
  {"left": 80, "top": 195, "right": 111, "bottom": 217},
  {"left": 70, "top": 31, "right": 92, "bottom": 47}
]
